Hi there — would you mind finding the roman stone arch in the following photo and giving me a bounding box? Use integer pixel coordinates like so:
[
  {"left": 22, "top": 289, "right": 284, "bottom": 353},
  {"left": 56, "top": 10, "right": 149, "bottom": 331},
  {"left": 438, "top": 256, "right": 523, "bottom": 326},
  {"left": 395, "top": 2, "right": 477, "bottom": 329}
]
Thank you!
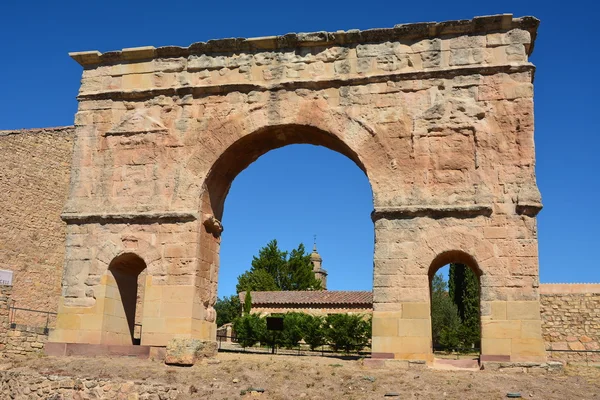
[{"left": 51, "top": 14, "right": 546, "bottom": 363}]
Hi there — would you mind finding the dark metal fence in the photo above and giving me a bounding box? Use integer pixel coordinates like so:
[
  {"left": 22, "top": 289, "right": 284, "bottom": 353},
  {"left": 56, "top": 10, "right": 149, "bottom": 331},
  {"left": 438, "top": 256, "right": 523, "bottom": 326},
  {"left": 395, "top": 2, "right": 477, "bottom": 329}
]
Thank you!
[
  {"left": 216, "top": 335, "right": 371, "bottom": 359},
  {"left": 9, "top": 305, "right": 57, "bottom": 335},
  {"left": 432, "top": 344, "right": 481, "bottom": 358}
]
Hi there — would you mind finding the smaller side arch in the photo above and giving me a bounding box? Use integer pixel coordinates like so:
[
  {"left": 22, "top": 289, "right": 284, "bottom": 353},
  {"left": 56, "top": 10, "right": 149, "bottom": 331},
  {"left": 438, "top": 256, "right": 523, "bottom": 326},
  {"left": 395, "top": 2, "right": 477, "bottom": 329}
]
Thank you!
[
  {"left": 420, "top": 231, "right": 494, "bottom": 277},
  {"left": 428, "top": 250, "right": 482, "bottom": 282},
  {"left": 101, "top": 252, "right": 147, "bottom": 345},
  {"left": 428, "top": 249, "right": 482, "bottom": 359}
]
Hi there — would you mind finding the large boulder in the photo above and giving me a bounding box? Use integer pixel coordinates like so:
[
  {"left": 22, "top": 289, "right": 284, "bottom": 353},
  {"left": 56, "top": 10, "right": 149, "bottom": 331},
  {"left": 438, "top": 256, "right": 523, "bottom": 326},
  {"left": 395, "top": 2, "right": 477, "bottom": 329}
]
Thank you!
[{"left": 164, "top": 338, "right": 218, "bottom": 366}]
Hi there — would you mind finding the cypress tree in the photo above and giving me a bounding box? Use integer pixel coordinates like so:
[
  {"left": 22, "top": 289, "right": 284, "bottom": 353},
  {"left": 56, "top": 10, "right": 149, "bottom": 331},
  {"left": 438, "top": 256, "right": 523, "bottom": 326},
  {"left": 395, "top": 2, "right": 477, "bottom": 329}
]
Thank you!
[
  {"left": 448, "top": 263, "right": 481, "bottom": 348},
  {"left": 243, "top": 290, "right": 252, "bottom": 315}
]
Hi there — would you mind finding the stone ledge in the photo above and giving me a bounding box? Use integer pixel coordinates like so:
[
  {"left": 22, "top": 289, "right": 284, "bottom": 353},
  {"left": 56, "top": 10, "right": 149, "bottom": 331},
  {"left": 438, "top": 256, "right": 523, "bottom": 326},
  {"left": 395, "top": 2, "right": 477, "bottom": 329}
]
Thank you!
[
  {"left": 516, "top": 203, "right": 543, "bottom": 217},
  {"left": 0, "top": 126, "right": 74, "bottom": 137},
  {"left": 540, "top": 283, "right": 600, "bottom": 294},
  {"left": 61, "top": 211, "right": 199, "bottom": 224},
  {"left": 372, "top": 204, "right": 493, "bottom": 221},
  {"left": 69, "top": 14, "right": 539, "bottom": 67},
  {"left": 44, "top": 342, "right": 152, "bottom": 358},
  {"left": 481, "top": 360, "right": 563, "bottom": 371},
  {"left": 76, "top": 63, "right": 535, "bottom": 102}
]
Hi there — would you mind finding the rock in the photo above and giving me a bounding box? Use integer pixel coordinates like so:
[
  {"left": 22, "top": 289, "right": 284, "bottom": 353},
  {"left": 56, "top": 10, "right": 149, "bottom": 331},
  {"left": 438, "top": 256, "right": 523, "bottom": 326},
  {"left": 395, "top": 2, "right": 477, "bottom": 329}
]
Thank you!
[{"left": 164, "top": 339, "right": 218, "bottom": 366}]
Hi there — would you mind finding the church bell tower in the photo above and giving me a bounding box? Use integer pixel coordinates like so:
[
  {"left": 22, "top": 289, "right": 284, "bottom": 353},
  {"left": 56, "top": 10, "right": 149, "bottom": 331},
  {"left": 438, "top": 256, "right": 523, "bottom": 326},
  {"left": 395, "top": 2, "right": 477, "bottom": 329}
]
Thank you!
[{"left": 310, "top": 239, "right": 328, "bottom": 290}]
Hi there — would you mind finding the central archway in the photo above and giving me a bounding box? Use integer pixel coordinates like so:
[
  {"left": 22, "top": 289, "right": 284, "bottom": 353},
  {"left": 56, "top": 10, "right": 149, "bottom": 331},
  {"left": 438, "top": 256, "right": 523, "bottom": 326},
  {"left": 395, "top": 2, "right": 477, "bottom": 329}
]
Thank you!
[
  {"left": 204, "top": 124, "right": 371, "bottom": 223},
  {"left": 197, "top": 122, "right": 381, "bottom": 343}
]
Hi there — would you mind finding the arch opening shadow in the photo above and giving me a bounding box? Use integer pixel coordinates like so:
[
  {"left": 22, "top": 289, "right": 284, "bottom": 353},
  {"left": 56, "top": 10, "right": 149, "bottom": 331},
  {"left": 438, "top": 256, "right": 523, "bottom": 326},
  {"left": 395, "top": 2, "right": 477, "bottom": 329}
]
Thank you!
[{"left": 102, "top": 253, "right": 147, "bottom": 345}]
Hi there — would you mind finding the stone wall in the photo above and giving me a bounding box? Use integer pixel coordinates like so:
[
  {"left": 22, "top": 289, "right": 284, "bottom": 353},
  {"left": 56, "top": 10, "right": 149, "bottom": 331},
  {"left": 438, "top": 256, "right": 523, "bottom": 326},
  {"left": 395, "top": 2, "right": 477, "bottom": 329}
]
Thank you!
[
  {"left": 0, "top": 371, "right": 180, "bottom": 399},
  {"left": 0, "top": 127, "right": 75, "bottom": 324},
  {"left": 0, "top": 286, "right": 47, "bottom": 357},
  {"left": 540, "top": 284, "right": 600, "bottom": 363}
]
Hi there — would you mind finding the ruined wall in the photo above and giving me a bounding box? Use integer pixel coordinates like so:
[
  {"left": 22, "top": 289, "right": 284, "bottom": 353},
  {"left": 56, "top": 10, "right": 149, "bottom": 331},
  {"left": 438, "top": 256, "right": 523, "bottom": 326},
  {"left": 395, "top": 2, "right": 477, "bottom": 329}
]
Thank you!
[
  {"left": 0, "top": 372, "right": 180, "bottom": 399},
  {"left": 0, "top": 127, "right": 74, "bottom": 322},
  {"left": 540, "top": 284, "right": 600, "bottom": 363},
  {"left": 0, "top": 286, "right": 47, "bottom": 357}
]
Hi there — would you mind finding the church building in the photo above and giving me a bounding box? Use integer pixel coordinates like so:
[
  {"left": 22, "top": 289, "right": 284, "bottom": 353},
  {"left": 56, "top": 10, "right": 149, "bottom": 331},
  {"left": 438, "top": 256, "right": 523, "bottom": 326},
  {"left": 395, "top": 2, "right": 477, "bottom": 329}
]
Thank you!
[{"left": 238, "top": 244, "right": 373, "bottom": 316}]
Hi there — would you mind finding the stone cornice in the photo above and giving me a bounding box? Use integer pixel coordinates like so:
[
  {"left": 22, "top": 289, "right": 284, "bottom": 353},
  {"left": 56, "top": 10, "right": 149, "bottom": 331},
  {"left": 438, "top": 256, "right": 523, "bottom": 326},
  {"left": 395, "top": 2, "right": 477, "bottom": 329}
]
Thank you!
[
  {"left": 61, "top": 211, "right": 198, "bottom": 224},
  {"left": 0, "top": 126, "right": 74, "bottom": 137},
  {"left": 515, "top": 203, "right": 543, "bottom": 217},
  {"left": 69, "top": 14, "right": 539, "bottom": 67},
  {"left": 371, "top": 204, "right": 493, "bottom": 221},
  {"left": 540, "top": 283, "right": 600, "bottom": 295},
  {"left": 76, "top": 63, "right": 535, "bottom": 102}
]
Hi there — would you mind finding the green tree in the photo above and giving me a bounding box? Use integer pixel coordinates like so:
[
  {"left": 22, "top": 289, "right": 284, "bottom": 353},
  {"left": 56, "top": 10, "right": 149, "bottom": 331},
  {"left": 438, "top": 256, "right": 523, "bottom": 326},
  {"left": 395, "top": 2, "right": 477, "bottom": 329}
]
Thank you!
[
  {"left": 235, "top": 240, "right": 321, "bottom": 293},
  {"left": 237, "top": 268, "right": 278, "bottom": 293},
  {"left": 324, "top": 314, "right": 371, "bottom": 353},
  {"left": 286, "top": 244, "right": 320, "bottom": 291},
  {"left": 449, "top": 263, "right": 481, "bottom": 348},
  {"left": 243, "top": 291, "right": 253, "bottom": 315},
  {"left": 280, "top": 312, "right": 308, "bottom": 349},
  {"left": 250, "top": 239, "right": 288, "bottom": 289},
  {"left": 430, "top": 273, "right": 461, "bottom": 349},
  {"left": 214, "top": 295, "right": 241, "bottom": 327},
  {"left": 233, "top": 313, "right": 266, "bottom": 348},
  {"left": 300, "top": 315, "right": 325, "bottom": 350}
]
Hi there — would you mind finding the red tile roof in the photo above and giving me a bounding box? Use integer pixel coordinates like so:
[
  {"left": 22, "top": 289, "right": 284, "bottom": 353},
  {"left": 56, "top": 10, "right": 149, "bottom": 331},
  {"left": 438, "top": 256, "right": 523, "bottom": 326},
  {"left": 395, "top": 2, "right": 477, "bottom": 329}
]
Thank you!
[{"left": 238, "top": 290, "right": 373, "bottom": 306}]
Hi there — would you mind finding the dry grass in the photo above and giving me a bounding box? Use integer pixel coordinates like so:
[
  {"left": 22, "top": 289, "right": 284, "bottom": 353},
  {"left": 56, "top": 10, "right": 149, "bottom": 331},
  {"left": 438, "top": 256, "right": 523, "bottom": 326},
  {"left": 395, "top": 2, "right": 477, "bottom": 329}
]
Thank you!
[{"left": 3, "top": 352, "right": 600, "bottom": 399}]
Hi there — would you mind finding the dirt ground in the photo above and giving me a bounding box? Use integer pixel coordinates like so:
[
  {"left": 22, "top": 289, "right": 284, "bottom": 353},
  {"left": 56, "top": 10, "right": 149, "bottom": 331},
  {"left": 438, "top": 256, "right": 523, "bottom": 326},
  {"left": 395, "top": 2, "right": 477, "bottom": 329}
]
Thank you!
[{"left": 4, "top": 352, "right": 600, "bottom": 400}]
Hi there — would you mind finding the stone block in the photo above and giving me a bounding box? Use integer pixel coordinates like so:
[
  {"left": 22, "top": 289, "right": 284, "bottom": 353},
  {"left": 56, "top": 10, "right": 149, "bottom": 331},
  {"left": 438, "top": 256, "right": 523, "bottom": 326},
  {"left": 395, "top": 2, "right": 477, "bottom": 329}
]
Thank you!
[
  {"left": 401, "top": 303, "right": 429, "bottom": 319},
  {"left": 164, "top": 338, "right": 217, "bottom": 365},
  {"left": 142, "top": 300, "right": 161, "bottom": 318},
  {"left": 506, "top": 301, "right": 541, "bottom": 320},
  {"left": 399, "top": 336, "right": 430, "bottom": 354},
  {"left": 161, "top": 302, "right": 193, "bottom": 318},
  {"left": 490, "top": 301, "right": 507, "bottom": 320},
  {"left": 482, "top": 320, "right": 521, "bottom": 339},
  {"left": 191, "top": 319, "right": 216, "bottom": 339},
  {"left": 56, "top": 314, "right": 82, "bottom": 330},
  {"left": 165, "top": 317, "right": 193, "bottom": 334},
  {"left": 521, "top": 320, "right": 542, "bottom": 339},
  {"left": 372, "top": 316, "right": 399, "bottom": 337},
  {"left": 481, "top": 338, "right": 511, "bottom": 356},
  {"left": 141, "top": 317, "right": 165, "bottom": 334},
  {"left": 511, "top": 338, "right": 546, "bottom": 359},
  {"left": 568, "top": 341, "right": 585, "bottom": 351},
  {"left": 161, "top": 285, "right": 195, "bottom": 303},
  {"left": 484, "top": 227, "right": 508, "bottom": 239},
  {"left": 79, "top": 314, "right": 104, "bottom": 331},
  {"left": 371, "top": 336, "right": 403, "bottom": 354},
  {"left": 141, "top": 332, "right": 172, "bottom": 347},
  {"left": 397, "top": 319, "right": 430, "bottom": 337}
]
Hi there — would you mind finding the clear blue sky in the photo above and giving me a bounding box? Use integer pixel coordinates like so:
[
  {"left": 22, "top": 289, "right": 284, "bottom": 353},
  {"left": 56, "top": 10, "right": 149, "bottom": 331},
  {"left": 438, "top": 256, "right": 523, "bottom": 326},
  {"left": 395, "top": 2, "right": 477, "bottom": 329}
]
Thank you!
[{"left": 1, "top": 1, "right": 598, "bottom": 297}]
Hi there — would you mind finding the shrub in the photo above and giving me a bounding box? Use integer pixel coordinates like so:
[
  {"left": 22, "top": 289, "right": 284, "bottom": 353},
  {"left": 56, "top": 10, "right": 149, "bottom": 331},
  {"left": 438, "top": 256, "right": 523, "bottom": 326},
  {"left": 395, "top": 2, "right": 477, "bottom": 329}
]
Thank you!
[
  {"left": 300, "top": 314, "right": 325, "bottom": 350},
  {"left": 324, "top": 314, "right": 371, "bottom": 353},
  {"left": 233, "top": 313, "right": 266, "bottom": 348},
  {"left": 280, "top": 312, "right": 307, "bottom": 349}
]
